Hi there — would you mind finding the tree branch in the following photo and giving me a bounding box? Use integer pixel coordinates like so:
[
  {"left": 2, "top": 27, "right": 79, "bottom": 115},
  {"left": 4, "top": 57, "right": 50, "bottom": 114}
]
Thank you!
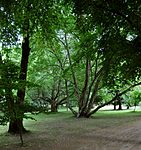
[{"left": 88, "top": 81, "right": 141, "bottom": 117}]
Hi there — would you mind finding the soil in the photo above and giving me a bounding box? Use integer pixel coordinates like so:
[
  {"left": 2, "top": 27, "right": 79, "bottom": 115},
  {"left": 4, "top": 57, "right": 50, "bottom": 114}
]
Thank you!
[{"left": 0, "top": 111, "right": 141, "bottom": 150}]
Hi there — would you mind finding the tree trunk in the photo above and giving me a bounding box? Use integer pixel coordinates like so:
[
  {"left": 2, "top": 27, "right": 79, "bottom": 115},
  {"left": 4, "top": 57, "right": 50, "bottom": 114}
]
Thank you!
[
  {"left": 8, "top": 119, "right": 27, "bottom": 134},
  {"left": 8, "top": 31, "right": 30, "bottom": 133},
  {"left": 78, "top": 59, "right": 90, "bottom": 116},
  {"left": 118, "top": 99, "right": 122, "bottom": 110},
  {"left": 77, "top": 111, "right": 90, "bottom": 118},
  {"left": 51, "top": 101, "right": 58, "bottom": 112},
  {"left": 127, "top": 105, "right": 130, "bottom": 109},
  {"left": 114, "top": 102, "right": 116, "bottom": 110}
]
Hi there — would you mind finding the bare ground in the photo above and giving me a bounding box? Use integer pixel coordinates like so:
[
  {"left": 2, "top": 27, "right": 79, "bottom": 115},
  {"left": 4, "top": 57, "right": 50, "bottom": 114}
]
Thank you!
[{"left": 0, "top": 111, "right": 141, "bottom": 150}]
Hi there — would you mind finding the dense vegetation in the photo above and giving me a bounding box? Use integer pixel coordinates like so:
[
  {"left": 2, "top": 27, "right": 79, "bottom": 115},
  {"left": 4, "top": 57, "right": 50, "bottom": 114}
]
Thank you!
[{"left": 0, "top": 0, "right": 141, "bottom": 140}]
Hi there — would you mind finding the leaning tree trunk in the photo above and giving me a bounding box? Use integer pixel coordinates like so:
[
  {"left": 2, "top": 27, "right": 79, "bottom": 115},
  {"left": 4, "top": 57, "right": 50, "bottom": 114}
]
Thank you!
[{"left": 8, "top": 32, "right": 31, "bottom": 133}]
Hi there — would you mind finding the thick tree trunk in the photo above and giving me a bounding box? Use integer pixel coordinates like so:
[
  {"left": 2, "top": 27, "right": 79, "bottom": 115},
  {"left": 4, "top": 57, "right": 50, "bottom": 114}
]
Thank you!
[
  {"left": 8, "top": 32, "right": 30, "bottom": 133},
  {"left": 77, "top": 112, "right": 90, "bottom": 118},
  {"left": 8, "top": 119, "right": 27, "bottom": 134},
  {"left": 51, "top": 101, "right": 58, "bottom": 112}
]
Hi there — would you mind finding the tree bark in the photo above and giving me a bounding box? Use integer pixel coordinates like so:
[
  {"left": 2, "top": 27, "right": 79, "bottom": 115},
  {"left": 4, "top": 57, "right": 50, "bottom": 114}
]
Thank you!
[
  {"left": 8, "top": 119, "right": 27, "bottom": 134},
  {"left": 118, "top": 99, "right": 122, "bottom": 110},
  {"left": 8, "top": 32, "right": 31, "bottom": 133},
  {"left": 50, "top": 100, "right": 58, "bottom": 112},
  {"left": 78, "top": 59, "right": 90, "bottom": 116}
]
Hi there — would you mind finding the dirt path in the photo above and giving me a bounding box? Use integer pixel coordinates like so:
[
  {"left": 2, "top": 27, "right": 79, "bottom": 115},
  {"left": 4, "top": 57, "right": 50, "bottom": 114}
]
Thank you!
[
  {"left": 0, "top": 112, "right": 141, "bottom": 150},
  {"left": 47, "top": 118, "right": 141, "bottom": 150}
]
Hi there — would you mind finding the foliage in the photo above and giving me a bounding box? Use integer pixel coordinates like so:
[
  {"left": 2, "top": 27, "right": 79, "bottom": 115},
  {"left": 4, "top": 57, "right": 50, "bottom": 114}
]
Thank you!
[
  {"left": 130, "top": 90, "right": 141, "bottom": 108},
  {"left": 0, "top": 58, "right": 37, "bottom": 125},
  {"left": 1, "top": 0, "right": 141, "bottom": 132},
  {"left": 71, "top": 0, "right": 141, "bottom": 82},
  {"left": 124, "top": 87, "right": 141, "bottom": 110},
  {"left": 0, "top": 0, "right": 64, "bottom": 135}
]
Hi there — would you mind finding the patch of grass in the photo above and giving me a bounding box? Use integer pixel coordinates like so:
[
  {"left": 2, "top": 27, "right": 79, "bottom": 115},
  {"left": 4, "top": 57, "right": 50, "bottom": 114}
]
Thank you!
[
  {"left": 0, "top": 109, "right": 141, "bottom": 149},
  {"left": 96, "top": 109, "right": 141, "bottom": 118}
]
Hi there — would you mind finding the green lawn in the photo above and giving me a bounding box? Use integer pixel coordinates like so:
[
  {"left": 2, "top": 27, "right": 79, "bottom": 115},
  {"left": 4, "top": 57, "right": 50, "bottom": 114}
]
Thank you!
[
  {"left": 1, "top": 109, "right": 141, "bottom": 134},
  {"left": 0, "top": 109, "right": 141, "bottom": 150}
]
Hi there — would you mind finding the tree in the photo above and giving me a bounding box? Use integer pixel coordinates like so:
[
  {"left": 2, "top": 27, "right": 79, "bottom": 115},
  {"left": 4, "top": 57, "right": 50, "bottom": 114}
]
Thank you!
[
  {"left": 26, "top": 4, "right": 78, "bottom": 113},
  {"left": 71, "top": 0, "right": 141, "bottom": 80},
  {"left": 0, "top": 0, "right": 60, "bottom": 133},
  {"left": 0, "top": 54, "right": 19, "bottom": 126},
  {"left": 23, "top": 1, "right": 141, "bottom": 118},
  {"left": 124, "top": 87, "right": 141, "bottom": 111},
  {"left": 62, "top": 0, "right": 141, "bottom": 117}
]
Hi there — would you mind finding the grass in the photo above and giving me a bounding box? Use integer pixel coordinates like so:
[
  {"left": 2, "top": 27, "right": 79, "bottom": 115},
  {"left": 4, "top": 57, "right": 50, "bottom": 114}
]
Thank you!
[
  {"left": 0, "top": 109, "right": 141, "bottom": 149},
  {"left": 0, "top": 109, "right": 141, "bottom": 133}
]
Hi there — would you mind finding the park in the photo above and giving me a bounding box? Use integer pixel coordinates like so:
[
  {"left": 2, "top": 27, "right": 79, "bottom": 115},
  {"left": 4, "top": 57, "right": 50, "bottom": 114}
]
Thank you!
[
  {"left": 0, "top": 107, "right": 141, "bottom": 150},
  {"left": 1, "top": 0, "right": 141, "bottom": 149}
]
